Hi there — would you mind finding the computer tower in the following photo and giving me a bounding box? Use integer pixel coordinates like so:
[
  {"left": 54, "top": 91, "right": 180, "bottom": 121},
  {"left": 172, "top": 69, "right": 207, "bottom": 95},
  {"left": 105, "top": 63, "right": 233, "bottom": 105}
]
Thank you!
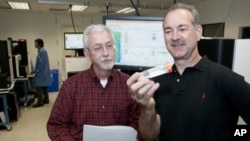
[
  {"left": 17, "top": 40, "right": 28, "bottom": 66},
  {"left": 0, "top": 73, "right": 8, "bottom": 88},
  {"left": 12, "top": 40, "right": 28, "bottom": 66},
  {"left": 198, "top": 38, "right": 235, "bottom": 69},
  {"left": 0, "top": 41, "right": 10, "bottom": 75}
]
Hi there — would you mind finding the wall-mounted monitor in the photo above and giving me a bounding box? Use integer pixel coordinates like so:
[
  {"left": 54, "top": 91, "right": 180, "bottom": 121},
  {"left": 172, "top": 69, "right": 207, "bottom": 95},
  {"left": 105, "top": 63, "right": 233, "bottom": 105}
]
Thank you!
[
  {"left": 64, "top": 32, "right": 84, "bottom": 56},
  {"left": 103, "top": 16, "right": 174, "bottom": 72},
  {"left": 64, "top": 32, "right": 84, "bottom": 50}
]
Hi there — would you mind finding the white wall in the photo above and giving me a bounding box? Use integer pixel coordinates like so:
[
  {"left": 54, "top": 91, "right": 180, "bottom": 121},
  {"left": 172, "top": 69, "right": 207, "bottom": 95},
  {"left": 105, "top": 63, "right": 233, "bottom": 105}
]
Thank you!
[
  {"left": 0, "top": 0, "right": 249, "bottom": 84},
  {"left": 233, "top": 39, "right": 250, "bottom": 83},
  {"left": 0, "top": 11, "right": 102, "bottom": 80},
  {"left": 195, "top": 0, "right": 250, "bottom": 38}
]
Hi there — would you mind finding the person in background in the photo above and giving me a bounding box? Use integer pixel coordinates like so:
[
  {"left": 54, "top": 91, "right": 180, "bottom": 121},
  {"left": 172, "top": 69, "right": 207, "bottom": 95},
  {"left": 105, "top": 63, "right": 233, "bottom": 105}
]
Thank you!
[
  {"left": 32, "top": 38, "right": 52, "bottom": 108},
  {"left": 47, "top": 24, "right": 141, "bottom": 141},
  {"left": 127, "top": 3, "right": 250, "bottom": 141}
]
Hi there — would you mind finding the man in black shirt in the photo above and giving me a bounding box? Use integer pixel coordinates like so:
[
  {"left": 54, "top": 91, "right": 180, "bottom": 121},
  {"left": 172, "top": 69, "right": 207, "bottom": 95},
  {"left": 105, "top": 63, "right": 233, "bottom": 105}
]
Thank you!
[{"left": 127, "top": 3, "right": 250, "bottom": 141}]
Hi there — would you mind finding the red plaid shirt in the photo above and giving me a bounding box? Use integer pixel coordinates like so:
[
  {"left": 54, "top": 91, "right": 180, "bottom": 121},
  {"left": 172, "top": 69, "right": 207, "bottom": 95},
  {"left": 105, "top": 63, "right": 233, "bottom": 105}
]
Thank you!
[{"left": 47, "top": 66, "right": 140, "bottom": 141}]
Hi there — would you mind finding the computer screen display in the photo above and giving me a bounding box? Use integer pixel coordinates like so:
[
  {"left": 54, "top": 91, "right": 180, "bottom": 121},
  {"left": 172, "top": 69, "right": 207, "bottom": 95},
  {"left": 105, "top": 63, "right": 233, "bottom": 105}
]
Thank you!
[
  {"left": 103, "top": 16, "right": 173, "bottom": 71},
  {"left": 64, "top": 32, "right": 84, "bottom": 50}
]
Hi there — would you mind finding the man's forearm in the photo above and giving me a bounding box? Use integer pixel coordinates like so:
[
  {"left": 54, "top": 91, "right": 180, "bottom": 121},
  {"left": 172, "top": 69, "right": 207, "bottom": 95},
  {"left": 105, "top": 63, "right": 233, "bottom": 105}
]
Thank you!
[{"left": 139, "top": 108, "right": 160, "bottom": 141}]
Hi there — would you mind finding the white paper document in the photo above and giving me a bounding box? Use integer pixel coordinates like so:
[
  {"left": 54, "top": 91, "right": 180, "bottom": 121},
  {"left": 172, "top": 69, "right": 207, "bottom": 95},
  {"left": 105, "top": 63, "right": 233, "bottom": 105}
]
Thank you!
[{"left": 83, "top": 125, "right": 137, "bottom": 141}]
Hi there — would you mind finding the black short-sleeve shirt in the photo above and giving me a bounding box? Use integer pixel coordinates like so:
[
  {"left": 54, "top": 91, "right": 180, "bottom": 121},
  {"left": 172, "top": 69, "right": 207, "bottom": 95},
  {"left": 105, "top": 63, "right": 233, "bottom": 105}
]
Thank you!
[{"left": 152, "top": 56, "right": 250, "bottom": 141}]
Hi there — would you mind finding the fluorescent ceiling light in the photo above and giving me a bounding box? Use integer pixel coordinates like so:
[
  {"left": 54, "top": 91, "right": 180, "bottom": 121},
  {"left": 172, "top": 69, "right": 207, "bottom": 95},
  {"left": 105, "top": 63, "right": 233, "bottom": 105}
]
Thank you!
[
  {"left": 116, "top": 7, "right": 135, "bottom": 14},
  {"left": 70, "top": 5, "right": 88, "bottom": 12},
  {"left": 8, "top": 1, "right": 30, "bottom": 10}
]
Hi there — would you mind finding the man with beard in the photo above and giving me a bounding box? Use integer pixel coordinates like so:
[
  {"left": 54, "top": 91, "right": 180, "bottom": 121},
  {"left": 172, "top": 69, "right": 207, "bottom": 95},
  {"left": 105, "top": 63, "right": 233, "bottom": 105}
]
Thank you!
[
  {"left": 47, "top": 24, "right": 141, "bottom": 141},
  {"left": 127, "top": 3, "right": 250, "bottom": 141}
]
